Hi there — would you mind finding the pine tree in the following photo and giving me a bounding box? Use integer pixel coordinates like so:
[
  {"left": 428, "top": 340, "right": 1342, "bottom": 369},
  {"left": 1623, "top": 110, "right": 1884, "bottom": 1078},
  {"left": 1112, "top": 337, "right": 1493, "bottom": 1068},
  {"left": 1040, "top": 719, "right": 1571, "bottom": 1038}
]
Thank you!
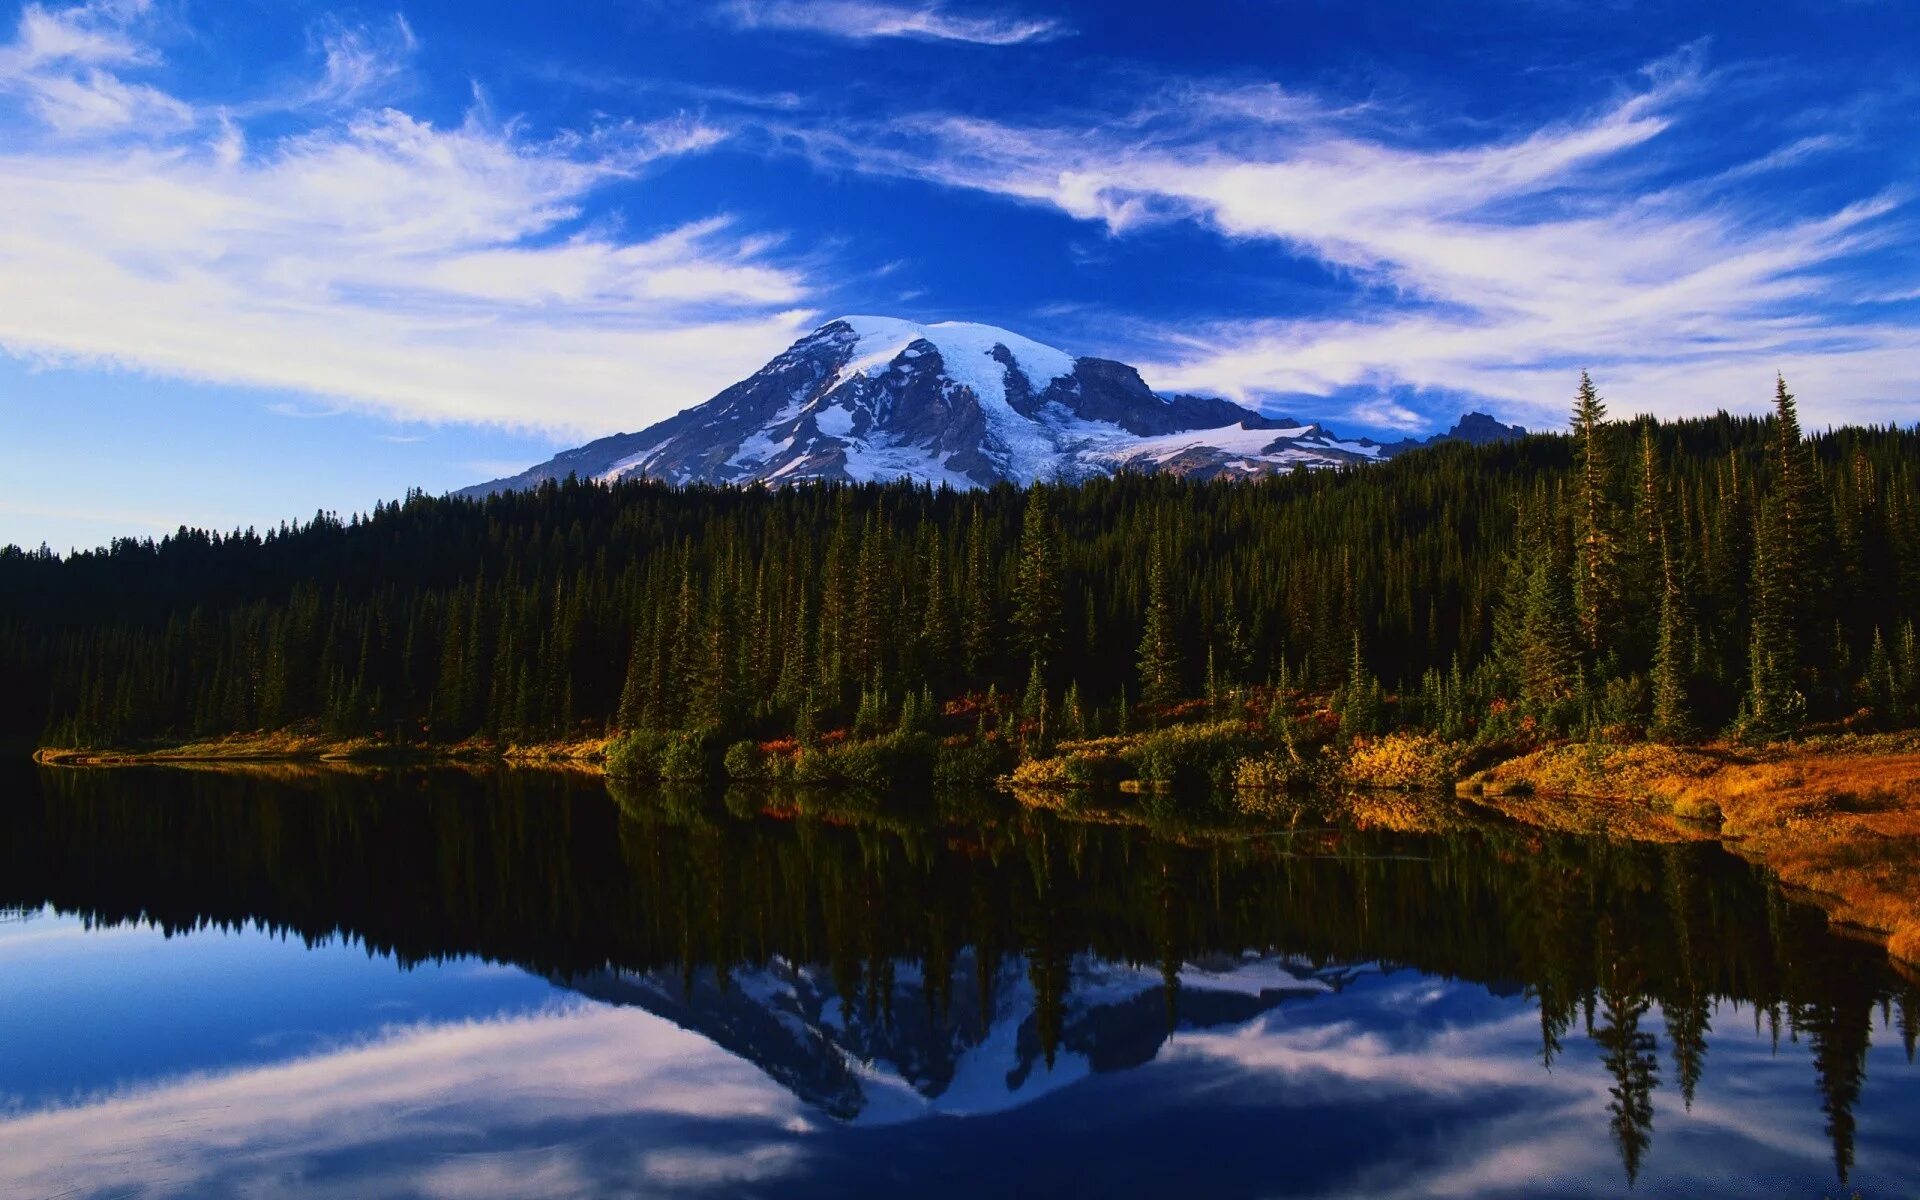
[
  {"left": 1650, "top": 537, "right": 1694, "bottom": 742},
  {"left": 1628, "top": 422, "right": 1671, "bottom": 664},
  {"left": 1012, "top": 485, "right": 1063, "bottom": 674},
  {"left": 1765, "top": 375, "right": 1831, "bottom": 677},
  {"left": 1743, "top": 508, "right": 1803, "bottom": 739},
  {"left": 1863, "top": 627, "right": 1896, "bottom": 723},
  {"left": 1336, "top": 632, "right": 1385, "bottom": 736},
  {"left": 1518, "top": 551, "right": 1581, "bottom": 715},
  {"left": 1059, "top": 680, "right": 1086, "bottom": 740},
  {"left": 1570, "top": 372, "right": 1622, "bottom": 657},
  {"left": 960, "top": 511, "right": 994, "bottom": 679},
  {"left": 917, "top": 529, "right": 952, "bottom": 687},
  {"left": 1218, "top": 590, "right": 1253, "bottom": 693},
  {"left": 1136, "top": 540, "right": 1180, "bottom": 710},
  {"left": 615, "top": 626, "right": 647, "bottom": 730},
  {"left": 1019, "top": 657, "right": 1050, "bottom": 755},
  {"left": 1899, "top": 621, "right": 1919, "bottom": 712}
]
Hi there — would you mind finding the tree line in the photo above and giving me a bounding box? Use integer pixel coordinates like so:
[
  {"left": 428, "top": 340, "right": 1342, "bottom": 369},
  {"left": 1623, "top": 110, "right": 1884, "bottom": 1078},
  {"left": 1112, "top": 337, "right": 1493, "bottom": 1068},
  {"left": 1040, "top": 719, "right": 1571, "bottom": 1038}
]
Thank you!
[{"left": 2, "top": 377, "right": 1915, "bottom": 750}]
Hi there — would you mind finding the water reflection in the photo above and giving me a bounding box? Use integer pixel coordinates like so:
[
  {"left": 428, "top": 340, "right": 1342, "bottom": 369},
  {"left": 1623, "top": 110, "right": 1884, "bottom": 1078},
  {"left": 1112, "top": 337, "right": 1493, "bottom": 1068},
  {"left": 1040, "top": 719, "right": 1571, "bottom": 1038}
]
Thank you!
[{"left": 1, "top": 764, "right": 1916, "bottom": 1197}]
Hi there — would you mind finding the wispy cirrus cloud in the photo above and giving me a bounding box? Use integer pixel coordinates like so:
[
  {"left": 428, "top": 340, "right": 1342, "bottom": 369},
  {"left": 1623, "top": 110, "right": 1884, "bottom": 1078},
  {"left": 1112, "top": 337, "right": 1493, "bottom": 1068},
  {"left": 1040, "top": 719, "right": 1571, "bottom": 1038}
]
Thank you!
[
  {"left": 302, "top": 13, "right": 418, "bottom": 109},
  {"left": 0, "top": 0, "right": 191, "bottom": 133},
  {"left": 724, "top": 0, "right": 1069, "bottom": 46},
  {"left": 0, "top": 2, "right": 819, "bottom": 438},
  {"left": 779, "top": 55, "right": 1919, "bottom": 429}
]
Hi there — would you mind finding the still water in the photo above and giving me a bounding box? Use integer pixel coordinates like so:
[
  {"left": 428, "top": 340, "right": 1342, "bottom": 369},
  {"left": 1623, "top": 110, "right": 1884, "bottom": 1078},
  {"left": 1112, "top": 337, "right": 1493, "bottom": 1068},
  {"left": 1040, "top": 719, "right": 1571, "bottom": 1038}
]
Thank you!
[{"left": 1, "top": 764, "right": 1916, "bottom": 1198}]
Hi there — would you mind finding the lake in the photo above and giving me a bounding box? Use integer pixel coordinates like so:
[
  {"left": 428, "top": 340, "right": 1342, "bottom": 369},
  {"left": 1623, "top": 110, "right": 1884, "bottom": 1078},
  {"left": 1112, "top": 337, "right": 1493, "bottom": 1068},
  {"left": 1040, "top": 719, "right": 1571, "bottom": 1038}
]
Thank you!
[{"left": 2, "top": 763, "right": 1916, "bottom": 1198}]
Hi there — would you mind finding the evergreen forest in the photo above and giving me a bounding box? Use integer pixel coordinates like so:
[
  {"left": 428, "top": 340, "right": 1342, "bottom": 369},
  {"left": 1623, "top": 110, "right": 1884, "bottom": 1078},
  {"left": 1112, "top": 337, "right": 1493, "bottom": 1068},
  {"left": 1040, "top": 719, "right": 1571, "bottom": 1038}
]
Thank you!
[{"left": 4, "top": 378, "right": 1917, "bottom": 775}]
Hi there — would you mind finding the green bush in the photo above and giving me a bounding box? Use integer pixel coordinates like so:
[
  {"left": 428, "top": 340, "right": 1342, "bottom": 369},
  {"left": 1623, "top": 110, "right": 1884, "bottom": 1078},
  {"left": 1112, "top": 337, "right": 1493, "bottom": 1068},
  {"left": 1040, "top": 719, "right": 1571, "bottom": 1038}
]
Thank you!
[
  {"left": 934, "top": 735, "right": 1014, "bottom": 786},
  {"left": 791, "top": 746, "right": 836, "bottom": 784},
  {"left": 831, "top": 731, "right": 936, "bottom": 788},
  {"left": 605, "top": 730, "right": 671, "bottom": 779},
  {"left": 659, "top": 730, "right": 719, "bottom": 783},
  {"left": 723, "top": 739, "right": 767, "bottom": 780},
  {"left": 1125, "top": 720, "right": 1255, "bottom": 790}
]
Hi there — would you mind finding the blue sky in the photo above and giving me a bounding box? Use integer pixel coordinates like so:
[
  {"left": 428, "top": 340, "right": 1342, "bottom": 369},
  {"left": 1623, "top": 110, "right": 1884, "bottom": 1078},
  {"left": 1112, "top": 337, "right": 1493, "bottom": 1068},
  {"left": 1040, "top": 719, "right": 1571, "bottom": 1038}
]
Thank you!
[{"left": 1, "top": 0, "right": 1916, "bottom": 549}]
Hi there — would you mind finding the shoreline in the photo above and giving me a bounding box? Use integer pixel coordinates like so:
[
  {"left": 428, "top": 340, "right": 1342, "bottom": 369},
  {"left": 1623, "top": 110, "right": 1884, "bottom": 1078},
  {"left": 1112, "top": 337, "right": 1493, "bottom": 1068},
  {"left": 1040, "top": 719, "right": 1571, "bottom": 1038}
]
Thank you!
[
  {"left": 32, "top": 732, "right": 610, "bottom": 769},
  {"left": 29, "top": 729, "right": 1920, "bottom": 971}
]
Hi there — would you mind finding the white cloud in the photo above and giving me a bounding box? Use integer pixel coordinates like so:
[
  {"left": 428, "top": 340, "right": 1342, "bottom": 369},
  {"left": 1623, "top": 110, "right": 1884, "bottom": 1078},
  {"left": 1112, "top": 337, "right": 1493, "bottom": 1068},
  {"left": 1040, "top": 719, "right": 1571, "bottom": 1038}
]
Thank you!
[
  {"left": 0, "top": 1003, "right": 813, "bottom": 1199},
  {"left": 0, "top": 3, "right": 819, "bottom": 438},
  {"left": 304, "top": 13, "right": 417, "bottom": 109},
  {"left": 726, "top": 0, "right": 1068, "bottom": 46},
  {"left": 8, "top": 0, "right": 150, "bottom": 68},
  {"left": 0, "top": 0, "right": 191, "bottom": 134},
  {"left": 784, "top": 58, "right": 1918, "bottom": 430}
]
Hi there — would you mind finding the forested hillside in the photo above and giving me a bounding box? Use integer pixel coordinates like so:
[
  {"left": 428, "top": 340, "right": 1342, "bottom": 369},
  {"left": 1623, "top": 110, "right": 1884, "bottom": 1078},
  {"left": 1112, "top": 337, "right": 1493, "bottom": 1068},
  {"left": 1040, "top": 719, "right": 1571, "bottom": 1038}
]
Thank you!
[{"left": 3, "top": 380, "right": 1915, "bottom": 754}]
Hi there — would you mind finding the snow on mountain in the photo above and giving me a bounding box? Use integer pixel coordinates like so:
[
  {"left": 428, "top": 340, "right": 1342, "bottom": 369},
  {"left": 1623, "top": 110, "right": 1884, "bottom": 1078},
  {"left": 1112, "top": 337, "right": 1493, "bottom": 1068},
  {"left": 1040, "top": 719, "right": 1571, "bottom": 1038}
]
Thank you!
[{"left": 459, "top": 317, "right": 1525, "bottom": 496}]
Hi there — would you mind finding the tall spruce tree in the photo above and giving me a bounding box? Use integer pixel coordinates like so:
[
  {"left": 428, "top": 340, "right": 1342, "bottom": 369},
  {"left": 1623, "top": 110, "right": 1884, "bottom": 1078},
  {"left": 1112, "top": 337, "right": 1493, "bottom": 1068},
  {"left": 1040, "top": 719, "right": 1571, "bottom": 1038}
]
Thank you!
[
  {"left": 1650, "top": 533, "right": 1695, "bottom": 741},
  {"left": 1518, "top": 550, "right": 1581, "bottom": 714},
  {"left": 1137, "top": 539, "right": 1180, "bottom": 710},
  {"left": 1570, "top": 371, "right": 1622, "bottom": 658},
  {"left": 1012, "top": 485, "right": 1063, "bottom": 674},
  {"left": 1765, "top": 375, "right": 1830, "bottom": 675}
]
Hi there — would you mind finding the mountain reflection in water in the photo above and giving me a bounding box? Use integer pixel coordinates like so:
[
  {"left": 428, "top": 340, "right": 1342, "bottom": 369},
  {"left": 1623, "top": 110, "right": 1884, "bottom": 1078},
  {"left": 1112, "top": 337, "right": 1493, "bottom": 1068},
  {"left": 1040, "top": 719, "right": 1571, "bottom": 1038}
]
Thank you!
[{"left": 1, "top": 764, "right": 1916, "bottom": 1199}]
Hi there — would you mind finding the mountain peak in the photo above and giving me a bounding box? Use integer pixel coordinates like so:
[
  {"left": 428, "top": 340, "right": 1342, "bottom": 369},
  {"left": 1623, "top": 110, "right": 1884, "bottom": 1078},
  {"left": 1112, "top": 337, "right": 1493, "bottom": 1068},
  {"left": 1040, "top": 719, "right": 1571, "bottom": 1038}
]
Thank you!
[
  {"left": 459, "top": 319, "right": 1526, "bottom": 496},
  {"left": 819, "top": 316, "right": 1078, "bottom": 400}
]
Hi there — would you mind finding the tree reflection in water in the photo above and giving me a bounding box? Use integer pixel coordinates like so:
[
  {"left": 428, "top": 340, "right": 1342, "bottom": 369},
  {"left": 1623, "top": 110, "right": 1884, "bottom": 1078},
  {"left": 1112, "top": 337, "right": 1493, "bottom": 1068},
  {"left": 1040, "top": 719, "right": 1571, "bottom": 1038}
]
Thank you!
[{"left": 3, "top": 762, "right": 1914, "bottom": 1187}]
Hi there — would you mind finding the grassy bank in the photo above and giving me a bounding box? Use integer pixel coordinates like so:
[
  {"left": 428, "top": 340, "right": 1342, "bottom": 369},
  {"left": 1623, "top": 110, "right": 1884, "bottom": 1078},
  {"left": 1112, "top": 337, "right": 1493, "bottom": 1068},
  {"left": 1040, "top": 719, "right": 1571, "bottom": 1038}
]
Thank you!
[
  {"left": 33, "top": 724, "right": 1920, "bottom": 969},
  {"left": 1467, "top": 733, "right": 1920, "bottom": 965},
  {"left": 33, "top": 729, "right": 610, "bottom": 768}
]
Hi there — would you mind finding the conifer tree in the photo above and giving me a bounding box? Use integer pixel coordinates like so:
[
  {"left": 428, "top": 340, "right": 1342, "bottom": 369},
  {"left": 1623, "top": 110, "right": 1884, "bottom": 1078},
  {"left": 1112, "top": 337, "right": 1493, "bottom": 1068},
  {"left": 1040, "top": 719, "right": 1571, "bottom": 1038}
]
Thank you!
[
  {"left": 1517, "top": 551, "right": 1581, "bottom": 714},
  {"left": 1336, "top": 632, "right": 1385, "bottom": 736},
  {"left": 1744, "top": 507, "right": 1803, "bottom": 739},
  {"left": 960, "top": 511, "right": 994, "bottom": 679},
  {"left": 1012, "top": 485, "right": 1063, "bottom": 674},
  {"left": 1863, "top": 627, "right": 1896, "bottom": 723},
  {"left": 1136, "top": 540, "right": 1179, "bottom": 710},
  {"left": 1650, "top": 536, "right": 1694, "bottom": 742},
  {"left": 1570, "top": 372, "right": 1622, "bottom": 657},
  {"left": 917, "top": 529, "right": 952, "bottom": 687},
  {"left": 1765, "top": 375, "right": 1831, "bottom": 674}
]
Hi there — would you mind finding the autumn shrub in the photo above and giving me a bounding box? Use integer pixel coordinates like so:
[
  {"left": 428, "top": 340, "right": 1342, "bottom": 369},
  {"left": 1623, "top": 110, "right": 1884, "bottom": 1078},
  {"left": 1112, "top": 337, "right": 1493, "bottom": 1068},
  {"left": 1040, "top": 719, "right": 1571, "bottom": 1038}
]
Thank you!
[
  {"left": 1339, "top": 733, "right": 1468, "bottom": 789},
  {"left": 1231, "top": 748, "right": 1327, "bottom": 792},
  {"left": 1008, "top": 737, "right": 1131, "bottom": 788},
  {"left": 1479, "top": 742, "right": 1724, "bottom": 801}
]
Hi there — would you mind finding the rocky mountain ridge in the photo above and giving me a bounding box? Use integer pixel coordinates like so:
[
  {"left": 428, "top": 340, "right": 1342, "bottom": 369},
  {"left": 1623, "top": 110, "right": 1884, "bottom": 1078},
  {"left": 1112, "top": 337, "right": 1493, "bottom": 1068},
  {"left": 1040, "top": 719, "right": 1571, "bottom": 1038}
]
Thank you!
[{"left": 462, "top": 317, "right": 1526, "bottom": 495}]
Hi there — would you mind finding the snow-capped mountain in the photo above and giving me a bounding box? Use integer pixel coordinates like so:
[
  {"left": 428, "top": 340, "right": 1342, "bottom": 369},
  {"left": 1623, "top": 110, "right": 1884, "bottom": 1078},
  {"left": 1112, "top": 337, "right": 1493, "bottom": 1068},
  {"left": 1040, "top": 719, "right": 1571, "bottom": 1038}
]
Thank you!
[
  {"left": 460, "top": 317, "right": 1525, "bottom": 495},
  {"left": 557, "top": 950, "right": 1367, "bottom": 1122}
]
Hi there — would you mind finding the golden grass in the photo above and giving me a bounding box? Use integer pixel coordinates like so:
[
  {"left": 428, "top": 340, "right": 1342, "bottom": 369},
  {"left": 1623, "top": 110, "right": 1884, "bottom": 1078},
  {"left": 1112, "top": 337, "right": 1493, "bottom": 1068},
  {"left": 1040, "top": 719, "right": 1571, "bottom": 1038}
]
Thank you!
[
  {"left": 35, "top": 730, "right": 611, "bottom": 769},
  {"left": 1674, "top": 752, "right": 1920, "bottom": 965},
  {"left": 1471, "top": 738, "right": 1920, "bottom": 967}
]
